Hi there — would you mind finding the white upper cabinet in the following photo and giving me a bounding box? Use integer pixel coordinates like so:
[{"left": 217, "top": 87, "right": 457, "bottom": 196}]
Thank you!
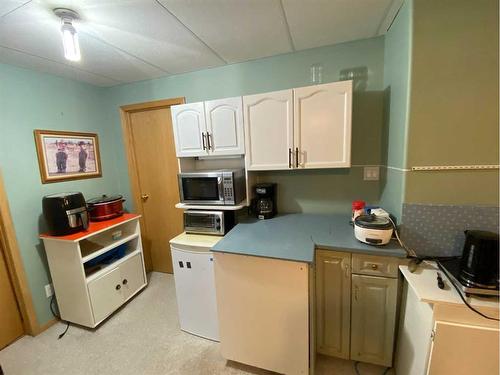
[
  {"left": 171, "top": 102, "right": 208, "bottom": 157},
  {"left": 294, "top": 81, "right": 352, "bottom": 169},
  {"left": 205, "top": 97, "right": 245, "bottom": 156},
  {"left": 171, "top": 98, "right": 245, "bottom": 157},
  {"left": 243, "top": 89, "right": 293, "bottom": 170}
]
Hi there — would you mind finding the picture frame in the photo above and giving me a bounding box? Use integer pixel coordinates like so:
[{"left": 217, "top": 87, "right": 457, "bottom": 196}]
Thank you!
[{"left": 34, "top": 129, "right": 102, "bottom": 184}]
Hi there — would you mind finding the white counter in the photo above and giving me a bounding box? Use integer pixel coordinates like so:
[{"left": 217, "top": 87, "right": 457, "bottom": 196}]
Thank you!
[{"left": 399, "top": 261, "right": 499, "bottom": 310}]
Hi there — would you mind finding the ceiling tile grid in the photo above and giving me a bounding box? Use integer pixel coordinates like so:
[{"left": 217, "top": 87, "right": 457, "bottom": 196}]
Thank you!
[{"left": 0, "top": 0, "right": 402, "bottom": 87}]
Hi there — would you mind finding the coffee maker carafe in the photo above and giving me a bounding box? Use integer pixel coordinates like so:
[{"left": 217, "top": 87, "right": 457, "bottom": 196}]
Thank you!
[{"left": 252, "top": 183, "right": 277, "bottom": 220}]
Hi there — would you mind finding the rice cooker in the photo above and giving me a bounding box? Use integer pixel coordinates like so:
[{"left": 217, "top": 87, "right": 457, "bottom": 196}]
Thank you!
[{"left": 354, "top": 214, "right": 393, "bottom": 245}]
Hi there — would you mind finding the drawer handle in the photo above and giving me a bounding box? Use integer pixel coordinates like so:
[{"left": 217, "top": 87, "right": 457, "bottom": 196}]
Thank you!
[
  {"left": 122, "top": 279, "right": 128, "bottom": 285},
  {"left": 115, "top": 284, "right": 121, "bottom": 290},
  {"left": 371, "top": 264, "right": 379, "bottom": 270}
]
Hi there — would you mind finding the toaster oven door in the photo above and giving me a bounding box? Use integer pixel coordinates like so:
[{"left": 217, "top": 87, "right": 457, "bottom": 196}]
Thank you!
[
  {"left": 179, "top": 173, "right": 224, "bottom": 205},
  {"left": 184, "top": 211, "right": 223, "bottom": 235}
]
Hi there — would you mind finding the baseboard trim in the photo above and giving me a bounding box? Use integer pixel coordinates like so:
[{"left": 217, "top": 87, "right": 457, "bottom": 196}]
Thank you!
[{"left": 33, "top": 318, "right": 58, "bottom": 336}]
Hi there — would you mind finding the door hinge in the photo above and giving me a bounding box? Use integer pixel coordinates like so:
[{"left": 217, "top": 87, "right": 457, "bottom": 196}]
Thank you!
[{"left": 430, "top": 329, "right": 436, "bottom": 341}]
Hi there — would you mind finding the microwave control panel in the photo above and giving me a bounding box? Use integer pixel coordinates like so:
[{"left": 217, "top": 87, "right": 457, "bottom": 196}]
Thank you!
[{"left": 223, "top": 177, "right": 235, "bottom": 204}]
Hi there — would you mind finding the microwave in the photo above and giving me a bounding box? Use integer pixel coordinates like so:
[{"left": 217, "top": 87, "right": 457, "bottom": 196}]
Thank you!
[
  {"left": 184, "top": 210, "right": 235, "bottom": 235},
  {"left": 178, "top": 169, "right": 246, "bottom": 206}
]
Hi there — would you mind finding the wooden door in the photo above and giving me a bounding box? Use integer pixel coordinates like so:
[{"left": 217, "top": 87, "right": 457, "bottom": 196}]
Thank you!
[
  {"left": 315, "top": 250, "right": 351, "bottom": 359},
  {"left": 351, "top": 274, "right": 398, "bottom": 367},
  {"left": 427, "top": 320, "right": 499, "bottom": 375},
  {"left": 243, "top": 89, "right": 293, "bottom": 170},
  {"left": 205, "top": 97, "right": 245, "bottom": 156},
  {"left": 123, "top": 100, "right": 184, "bottom": 273},
  {"left": 170, "top": 102, "right": 208, "bottom": 157},
  {"left": 0, "top": 240, "right": 24, "bottom": 349},
  {"left": 294, "top": 80, "right": 352, "bottom": 169}
]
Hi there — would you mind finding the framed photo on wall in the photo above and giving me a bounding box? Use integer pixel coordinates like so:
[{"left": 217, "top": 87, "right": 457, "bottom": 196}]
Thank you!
[{"left": 34, "top": 129, "right": 102, "bottom": 184}]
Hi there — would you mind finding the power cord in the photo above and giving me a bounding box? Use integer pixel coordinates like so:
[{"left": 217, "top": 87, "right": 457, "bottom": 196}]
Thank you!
[
  {"left": 50, "top": 295, "right": 71, "bottom": 339},
  {"left": 354, "top": 361, "right": 391, "bottom": 375}
]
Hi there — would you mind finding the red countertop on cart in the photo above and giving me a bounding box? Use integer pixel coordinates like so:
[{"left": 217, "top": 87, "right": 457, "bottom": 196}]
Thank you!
[{"left": 39, "top": 213, "right": 141, "bottom": 241}]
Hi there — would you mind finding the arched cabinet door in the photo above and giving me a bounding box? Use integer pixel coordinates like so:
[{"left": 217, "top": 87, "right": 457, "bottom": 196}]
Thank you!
[
  {"left": 205, "top": 97, "right": 245, "bottom": 156},
  {"left": 243, "top": 89, "right": 293, "bottom": 170},
  {"left": 171, "top": 102, "right": 208, "bottom": 157},
  {"left": 293, "top": 80, "right": 352, "bottom": 169}
]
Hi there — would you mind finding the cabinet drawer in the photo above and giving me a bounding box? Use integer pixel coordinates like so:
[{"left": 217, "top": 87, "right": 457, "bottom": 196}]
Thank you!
[{"left": 351, "top": 254, "right": 399, "bottom": 278}]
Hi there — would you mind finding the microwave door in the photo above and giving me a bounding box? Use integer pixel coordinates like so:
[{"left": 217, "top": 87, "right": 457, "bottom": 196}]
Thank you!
[{"left": 179, "top": 175, "right": 224, "bottom": 205}]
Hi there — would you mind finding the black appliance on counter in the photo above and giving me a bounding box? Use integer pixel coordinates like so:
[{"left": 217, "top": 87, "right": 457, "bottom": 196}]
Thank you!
[
  {"left": 251, "top": 183, "right": 277, "bottom": 220},
  {"left": 42, "top": 192, "right": 89, "bottom": 236},
  {"left": 440, "top": 230, "right": 499, "bottom": 296}
]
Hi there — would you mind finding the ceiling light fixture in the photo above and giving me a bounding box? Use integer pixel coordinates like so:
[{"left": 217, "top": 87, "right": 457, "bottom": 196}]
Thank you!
[{"left": 54, "top": 8, "right": 81, "bottom": 62}]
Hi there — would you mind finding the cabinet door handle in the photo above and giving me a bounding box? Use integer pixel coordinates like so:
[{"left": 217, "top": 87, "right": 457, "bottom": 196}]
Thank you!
[
  {"left": 207, "top": 132, "right": 212, "bottom": 150},
  {"left": 344, "top": 263, "right": 349, "bottom": 278},
  {"left": 288, "top": 148, "right": 292, "bottom": 168},
  {"left": 354, "top": 285, "right": 359, "bottom": 301},
  {"left": 202, "top": 132, "right": 207, "bottom": 150},
  {"left": 122, "top": 279, "right": 128, "bottom": 285},
  {"left": 116, "top": 284, "right": 121, "bottom": 291},
  {"left": 295, "top": 147, "right": 299, "bottom": 167}
]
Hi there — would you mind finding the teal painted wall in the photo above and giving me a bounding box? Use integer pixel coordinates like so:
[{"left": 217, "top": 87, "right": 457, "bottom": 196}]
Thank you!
[
  {"left": 106, "top": 36, "right": 386, "bottom": 214},
  {"left": 0, "top": 63, "right": 123, "bottom": 325},
  {"left": 0, "top": 36, "right": 389, "bottom": 326},
  {"left": 379, "top": 0, "right": 412, "bottom": 220}
]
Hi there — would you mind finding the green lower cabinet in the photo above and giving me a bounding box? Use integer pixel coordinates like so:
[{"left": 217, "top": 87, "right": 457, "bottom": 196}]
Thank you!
[{"left": 350, "top": 274, "right": 398, "bottom": 367}]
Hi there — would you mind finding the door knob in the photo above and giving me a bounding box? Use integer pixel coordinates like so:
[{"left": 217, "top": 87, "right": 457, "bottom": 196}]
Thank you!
[{"left": 141, "top": 194, "right": 149, "bottom": 201}]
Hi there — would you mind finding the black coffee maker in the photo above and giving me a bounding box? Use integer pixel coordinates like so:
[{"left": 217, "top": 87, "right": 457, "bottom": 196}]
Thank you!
[{"left": 252, "top": 183, "right": 277, "bottom": 220}]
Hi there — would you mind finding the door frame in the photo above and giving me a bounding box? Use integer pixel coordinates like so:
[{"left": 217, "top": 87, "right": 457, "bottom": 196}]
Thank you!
[
  {"left": 120, "top": 97, "right": 185, "bottom": 271},
  {"left": 0, "top": 171, "right": 40, "bottom": 336}
]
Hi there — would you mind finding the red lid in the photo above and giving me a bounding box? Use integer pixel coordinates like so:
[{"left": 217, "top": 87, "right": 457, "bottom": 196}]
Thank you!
[{"left": 352, "top": 200, "right": 366, "bottom": 210}]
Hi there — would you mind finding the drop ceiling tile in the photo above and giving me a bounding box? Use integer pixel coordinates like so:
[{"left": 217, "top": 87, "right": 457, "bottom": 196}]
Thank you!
[
  {"left": 0, "top": 46, "right": 118, "bottom": 86},
  {"left": 0, "top": 0, "right": 31, "bottom": 17},
  {"left": 75, "top": 0, "right": 226, "bottom": 74},
  {"left": 158, "top": 0, "right": 293, "bottom": 63},
  {"left": 0, "top": 0, "right": 169, "bottom": 84},
  {"left": 282, "top": 0, "right": 394, "bottom": 50}
]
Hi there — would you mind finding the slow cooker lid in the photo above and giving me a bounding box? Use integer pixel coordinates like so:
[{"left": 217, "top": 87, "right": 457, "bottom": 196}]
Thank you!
[
  {"left": 354, "top": 214, "right": 393, "bottom": 230},
  {"left": 87, "top": 194, "right": 123, "bottom": 205}
]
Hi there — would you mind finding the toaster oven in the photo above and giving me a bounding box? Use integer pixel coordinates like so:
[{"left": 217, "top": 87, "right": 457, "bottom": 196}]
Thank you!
[{"left": 183, "top": 210, "right": 235, "bottom": 236}]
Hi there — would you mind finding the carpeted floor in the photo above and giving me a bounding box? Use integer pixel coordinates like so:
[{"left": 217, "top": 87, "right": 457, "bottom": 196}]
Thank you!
[{"left": 0, "top": 273, "right": 393, "bottom": 375}]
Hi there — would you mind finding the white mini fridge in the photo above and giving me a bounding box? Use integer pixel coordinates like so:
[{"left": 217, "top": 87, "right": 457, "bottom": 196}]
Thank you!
[{"left": 170, "top": 233, "right": 221, "bottom": 341}]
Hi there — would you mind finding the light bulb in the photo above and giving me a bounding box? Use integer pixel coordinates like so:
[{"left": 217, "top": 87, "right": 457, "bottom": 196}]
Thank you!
[{"left": 61, "top": 21, "right": 80, "bottom": 62}]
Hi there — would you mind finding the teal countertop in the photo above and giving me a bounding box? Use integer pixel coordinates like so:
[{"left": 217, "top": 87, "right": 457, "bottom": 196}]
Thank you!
[{"left": 211, "top": 214, "right": 407, "bottom": 263}]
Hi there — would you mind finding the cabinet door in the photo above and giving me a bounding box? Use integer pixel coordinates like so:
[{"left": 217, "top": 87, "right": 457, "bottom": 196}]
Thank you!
[
  {"left": 351, "top": 274, "right": 398, "bottom": 367},
  {"left": 315, "top": 250, "right": 351, "bottom": 359},
  {"left": 171, "top": 102, "right": 208, "bottom": 157},
  {"left": 119, "top": 253, "right": 146, "bottom": 300},
  {"left": 88, "top": 267, "right": 124, "bottom": 323},
  {"left": 214, "top": 252, "right": 309, "bottom": 375},
  {"left": 243, "top": 89, "right": 293, "bottom": 170},
  {"left": 293, "top": 81, "right": 352, "bottom": 168},
  {"left": 205, "top": 97, "right": 245, "bottom": 156},
  {"left": 427, "top": 320, "right": 499, "bottom": 375}
]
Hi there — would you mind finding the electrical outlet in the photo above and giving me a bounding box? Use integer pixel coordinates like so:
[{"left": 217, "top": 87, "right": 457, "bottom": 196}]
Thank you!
[
  {"left": 363, "top": 166, "right": 380, "bottom": 181},
  {"left": 45, "top": 283, "right": 54, "bottom": 298}
]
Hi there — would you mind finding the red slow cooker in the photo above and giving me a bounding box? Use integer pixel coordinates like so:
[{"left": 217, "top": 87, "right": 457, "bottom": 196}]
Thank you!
[{"left": 86, "top": 194, "right": 125, "bottom": 221}]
